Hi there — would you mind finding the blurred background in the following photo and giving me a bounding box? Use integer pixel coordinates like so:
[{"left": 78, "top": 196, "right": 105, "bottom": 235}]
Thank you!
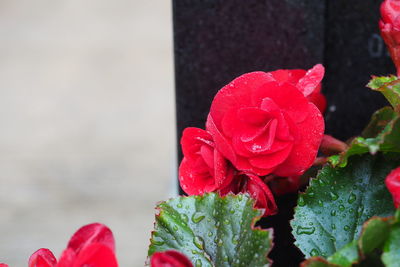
[{"left": 0, "top": 1, "right": 175, "bottom": 266}]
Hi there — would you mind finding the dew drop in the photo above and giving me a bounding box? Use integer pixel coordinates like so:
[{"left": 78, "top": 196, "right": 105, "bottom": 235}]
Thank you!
[
  {"left": 173, "top": 225, "right": 178, "bottom": 232},
  {"left": 224, "top": 219, "right": 230, "bottom": 225},
  {"left": 181, "top": 214, "right": 189, "bottom": 223},
  {"left": 193, "top": 236, "right": 205, "bottom": 250},
  {"left": 232, "top": 235, "right": 239, "bottom": 245},
  {"left": 348, "top": 193, "right": 356, "bottom": 204},
  {"left": 217, "top": 239, "right": 223, "bottom": 247},
  {"left": 223, "top": 256, "right": 228, "bottom": 262},
  {"left": 192, "top": 250, "right": 197, "bottom": 254},
  {"left": 238, "top": 195, "right": 243, "bottom": 201},
  {"left": 208, "top": 231, "right": 213, "bottom": 237},
  {"left": 296, "top": 226, "right": 315, "bottom": 235},
  {"left": 329, "top": 192, "right": 339, "bottom": 201},
  {"left": 330, "top": 210, "right": 336, "bottom": 216},
  {"left": 331, "top": 224, "right": 336, "bottom": 230},
  {"left": 310, "top": 249, "right": 319, "bottom": 256},
  {"left": 308, "top": 192, "right": 315, "bottom": 198},
  {"left": 338, "top": 205, "right": 345, "bottom": 211},
  {"left": 344, "top": 225, "right": 350, "bottom": 231},
  {"left": 177, "top": 203, "right": 183, "bottom": 208},
  {"left": 229, "top": 209, "right": 235, "bottom": 214},
  {"left": 195, "top": 259, "right": 202, "bottom": 267},
  {"left": 192, "top": 212, "right": 205, "bottom": 223},
  {"left": 318, "top": 200, "right": 323, "bottom": 207}
]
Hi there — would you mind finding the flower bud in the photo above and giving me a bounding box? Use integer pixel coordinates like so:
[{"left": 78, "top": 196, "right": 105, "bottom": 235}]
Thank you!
[{"left": 380, "top": 0, "right": 400, "bottom": 76}]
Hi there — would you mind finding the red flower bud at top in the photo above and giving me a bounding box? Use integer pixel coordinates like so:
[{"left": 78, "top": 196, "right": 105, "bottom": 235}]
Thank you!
[
  {"left": 179, "top": 127, "right": 234, "bottom": 195},
  {"left": 206, "top": 66, "right": 325, "bottom": 177},
  {"left": 386, "top": 167, "right": 400, "bottom": 208},
  {"left": 380, "top": 0, "right": 400, "bottom": 76},
  {"left": 150, "top": 250, "right": 193, "bottom": 267},
  {"left": 220, "top": 173, "right": 277, "bottom": 216}
]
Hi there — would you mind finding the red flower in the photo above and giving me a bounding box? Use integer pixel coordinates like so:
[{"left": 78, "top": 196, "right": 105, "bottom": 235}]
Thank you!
[
  {"left": 29, "top": 223, "right": 118, "bottom": 267},
  {"left": 380, "top": 0, "right": 400, "bottom": 76},
  {"left": 0, "top": 264, "right": 9, "bottom": 267},
  {"left": 150, "top": 250, "right": 193, "bottom": 267},
  {"left": 220, "top": 173, "right": 277, "bottom": 216},
  {"left": 386, "top": 167, "right": 400, "bottom": 208},
  {"left": 206, "top": 66, "right": 325, "bottom": 177},
  {"left": 179, "top": 127, "right": 234, "bottom": 195}
]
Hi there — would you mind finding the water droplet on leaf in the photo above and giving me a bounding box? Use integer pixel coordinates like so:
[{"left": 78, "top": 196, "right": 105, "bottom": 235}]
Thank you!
[{"left": 296, "top": 226, "right": 315, "bottom": 235}]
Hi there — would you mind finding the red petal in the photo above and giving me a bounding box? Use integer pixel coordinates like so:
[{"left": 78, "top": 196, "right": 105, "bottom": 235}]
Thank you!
[
  {"left": 56, "top": 249, "right": 76, "bottom": 267},
  {"left": 235, "top": 156, "right": 276, "bottom": 176},
  {"left": 29, "top": 249, "right": 57, "bottom": 267},
  {"left": 179, "top": 158, "right": 217, "bottom": 195},
  {"left": 206, "top": 114, "right": 237, "bottom": 163},
  {"left": 252, "top": 82, "right": 309, "bottom": 123},
  {"left": 73, "top": 243, "right": 118, "bottom": 267},
  {"left": 248, "top": 143, "right": 293, "bottom": 170},
  {"left": 67, "top": 223, "right": 115, "bottom": 254},
  {"left": 271, "top": 69, "right": 306, "bottom": 84},
  {"left": 385, "top": 167, "right": 400, "bottom": 208},
  {"left": 274, "top": 104, "right": 324, "bottom": 177},
  {"left": 150, "top": 250, "right": 193, "bottom": 267},
  {"left": 210, "top": 71, "right": 274, "bottom": 130},
  {"left": 307, "top": 92, "right": 326, "bottom": 113},
  {"left": 296, "top": 64, "right": 325, "bottom": 97},
  {"left": 242, "top": 173, "right": 277, "bottom": 216},
  {"left": 0, "top": 264, "right": 9, "bottom": 267},
  {"left": 181, "top": 128, "right": 213, "bottom": 161}
]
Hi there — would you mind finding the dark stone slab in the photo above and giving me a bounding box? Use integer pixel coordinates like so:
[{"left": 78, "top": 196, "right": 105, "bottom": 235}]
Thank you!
[{"left": 324, "top": 0, "right": 395, "bottom": 141}]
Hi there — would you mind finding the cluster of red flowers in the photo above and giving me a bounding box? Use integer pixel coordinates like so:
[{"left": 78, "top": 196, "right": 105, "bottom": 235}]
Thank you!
[
  {"left": 179, "top": 64, "right": 326, "bottom": 216},
  {"left": 0, "top": 223, "right": 118, "bottom": 267}
]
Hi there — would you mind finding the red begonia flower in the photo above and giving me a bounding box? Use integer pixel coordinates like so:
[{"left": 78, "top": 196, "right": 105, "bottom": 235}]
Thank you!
[
  {"left": 150, "top": 250, "right": 193, "bottom": 267},
  {"left": 380, "top": 0, "right": 400, "bottom": 76},
  {"left": 29, "top": 223, "right": 118, "bottom": 267},
  {"left": 179, "top": 127, "right": 234, "bottom": 195},
  {"left": 206, "top": 66, "right": 325, "bottom": 177},
  {"left": 386, "top": 167, "right": 400, "bottom": 208},
  {"left": 0, "top": 264, "right": 8, "bottom": 267},
  {"left": 220, "top": 173, "right": 277, "bottom": 216}
]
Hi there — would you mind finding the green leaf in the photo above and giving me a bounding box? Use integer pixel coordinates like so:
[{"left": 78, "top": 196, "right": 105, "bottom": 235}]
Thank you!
[
  {"left": 367, "top": 76, "right": 400, "bottom": 112},
  {"left": 327, "top": 241, "right": 359, "bottom": 267},
  {"left": 148, "top": 193, "right": 273, "bottom": 267},
  {"left": 328, "top": 107, "right": 400, "bottom": 167},
  {"left": 381, "top": 222, "right": 400, "bottom": 267},
  {"left": 358, "top": 217, "right": 390, "bottom": 256},
  {"left": 292, "top": 154, "right": 398, "bottom": 259}
]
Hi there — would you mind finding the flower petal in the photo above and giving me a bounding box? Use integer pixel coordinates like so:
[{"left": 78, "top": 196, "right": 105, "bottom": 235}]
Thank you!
[
  {"left": 67, "top": 223, "right": 115, "bottom": 254},
  {"left": 29, "top": 249, "right": 57, "bottom": 267},
  {"left": 73, "top": 243, "right": 118, "bottom": 267},
  {"left": 274, "top": 103, "right": 324, "bottom": 177}
]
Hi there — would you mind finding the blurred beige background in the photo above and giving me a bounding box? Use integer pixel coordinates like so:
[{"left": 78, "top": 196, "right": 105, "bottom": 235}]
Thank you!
[{"left": 0, "top": 1, "right": 175, "bottom": 266}]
